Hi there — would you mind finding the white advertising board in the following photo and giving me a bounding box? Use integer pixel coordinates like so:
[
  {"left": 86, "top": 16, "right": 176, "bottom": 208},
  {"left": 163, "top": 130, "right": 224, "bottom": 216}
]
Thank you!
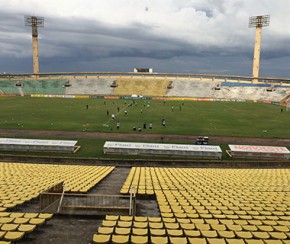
[
  {"left": 0, "top": 138, "right": 77, "bottom": 147},
  {"left": 229, "top": 145, "right": 290, "bottom": 159},
  {"left": 104, "top": 141, "right": 222, "bottom": 158}
]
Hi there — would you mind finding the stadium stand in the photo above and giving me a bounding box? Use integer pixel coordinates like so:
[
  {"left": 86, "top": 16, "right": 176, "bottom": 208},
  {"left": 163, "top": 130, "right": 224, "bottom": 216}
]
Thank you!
[
  {"left": 166, "top": 80, "right": 216, "bottom": 98},
  {"left": 0, "top": 81, "right": 20, "bottom": 95},
  {"left": 92, "top": 167, "right": 290, "bottom": 243},
  {"left": 0, "top": 211, "right": 53, "bottom": 242},
  {"left": 166, "top": 79, "right": 290, "bottom": 101},
  {"left": 113, "top": 78, "right": 170, "bottom": 97},
  {"left": 0, "top": 162, "right": 115, "bottom": 211},
  {"left": 65, "top": 78, "right": 115, "bottom": 95},
  {"left": 1, "top": 77, "right": 290, "bottom": 102},
  {"left": 214, "top": 86, "right": 289, "bottom": 101},
  {"left": 21, "top": 80, "right": 66, "bottom": 95},
  {"left": 0, "top": 162, "right": 115, "bottom": 242}
]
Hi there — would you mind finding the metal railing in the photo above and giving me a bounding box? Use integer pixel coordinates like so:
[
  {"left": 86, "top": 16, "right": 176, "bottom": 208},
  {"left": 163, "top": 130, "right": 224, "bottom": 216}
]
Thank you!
[{"left": 40, "top": 192, "right": 136, "bottom": 216}]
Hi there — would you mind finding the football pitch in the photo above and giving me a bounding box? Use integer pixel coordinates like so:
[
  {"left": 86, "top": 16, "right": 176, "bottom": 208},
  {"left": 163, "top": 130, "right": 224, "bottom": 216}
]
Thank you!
[{"left": 0, "top": 96, "right": 289, "bottom": 138}]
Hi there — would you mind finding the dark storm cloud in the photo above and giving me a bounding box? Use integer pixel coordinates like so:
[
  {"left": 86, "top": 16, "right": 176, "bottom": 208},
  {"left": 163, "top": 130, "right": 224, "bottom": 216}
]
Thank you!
[{"left": 0, "top": 0, "right": 290, "bottom": 77}]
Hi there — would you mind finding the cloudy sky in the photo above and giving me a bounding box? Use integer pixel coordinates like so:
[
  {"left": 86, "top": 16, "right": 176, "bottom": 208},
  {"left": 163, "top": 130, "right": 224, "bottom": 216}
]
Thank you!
[{"left": 0, "top": 0, "right": 290, "bottom": 78}]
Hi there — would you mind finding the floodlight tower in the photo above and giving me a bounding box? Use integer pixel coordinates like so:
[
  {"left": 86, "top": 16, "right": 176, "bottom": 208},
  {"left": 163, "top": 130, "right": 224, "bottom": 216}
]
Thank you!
[
  {"left": 24, "top": 16, "right": 44, "bottom": 75},
  {"left": 249, "top": 15, "right": 270, "bottom": 83}
]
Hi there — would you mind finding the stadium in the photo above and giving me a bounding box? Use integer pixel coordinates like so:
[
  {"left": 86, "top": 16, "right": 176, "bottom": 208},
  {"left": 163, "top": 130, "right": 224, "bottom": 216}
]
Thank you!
[
  {"left": 0, "top": 69, "right": 290, "bottom": 244},
  {"left": 1, "top": 6, "right": 290, "bottom": 244}
]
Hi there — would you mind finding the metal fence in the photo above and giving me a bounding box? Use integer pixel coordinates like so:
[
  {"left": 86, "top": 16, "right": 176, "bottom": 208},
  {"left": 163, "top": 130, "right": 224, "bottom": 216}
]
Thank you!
[{"left": 40, "top": 190, "right": 136, "bottom": 215}]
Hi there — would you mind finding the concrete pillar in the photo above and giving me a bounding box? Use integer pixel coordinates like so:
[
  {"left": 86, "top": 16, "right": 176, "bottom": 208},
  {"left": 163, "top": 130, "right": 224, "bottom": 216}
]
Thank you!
[
  {"left": 252, "top": 27, "right": 262, "bottom": 83},
  {"left": 32, "top": 36, "right": 39, "bottom": 75}
]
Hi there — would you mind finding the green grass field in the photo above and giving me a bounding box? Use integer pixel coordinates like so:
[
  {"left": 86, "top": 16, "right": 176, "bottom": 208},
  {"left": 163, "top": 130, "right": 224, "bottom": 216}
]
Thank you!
[{"left": 0, "top": 96, "right": 289, "bottom": 138}]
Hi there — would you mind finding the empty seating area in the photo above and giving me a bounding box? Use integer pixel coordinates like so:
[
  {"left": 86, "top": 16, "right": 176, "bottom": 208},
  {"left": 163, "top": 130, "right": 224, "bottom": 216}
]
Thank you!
[
  {"left": 0, "top": 162, "right": 115, "bottom": 211},
  {"left": 21, "top": 80, "right": 66, "bottom": 95},
  {"left": 113, "top": 78, "right": 170, "bottom": 97},
  {"left": 0, "top": 162, "right": 290, "bottom": 242},
  {"left": 0, "top": 81, "right": 20, "bottom": 95},
  {"left": 0, "top": 212, "right": 52, "bottom": 243},
  {"left": 92, "top": 167, "right": 290, "bottom": 243},
  {"left": 65, "top": 78, "right": 115, "bottom": 95},
  {"left": 1, "top": 77, "right": 289, "bottom": 102},
  {"left": 213, "top": 86, "right": 289, "bottom": 101},
  {"left": 166, "top": 80, "right": 216, "bottom": 98},
  {"left": 0, "top": 162, "right": 116, "bottom": 242}
]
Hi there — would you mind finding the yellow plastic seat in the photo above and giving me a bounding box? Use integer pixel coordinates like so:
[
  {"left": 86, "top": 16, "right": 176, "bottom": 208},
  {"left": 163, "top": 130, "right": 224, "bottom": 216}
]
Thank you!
[
  {"left": 200, "top": 230, "right": 218, "bottom": 238},
  {"left": 252, "top": 231, "right": 270, "bottom": 239},
  {"left": 273, "top": 225, "right": 289, "bottom": 232},
  {"left": 1, "top": 224, "right": 19, "bottom": 231},
  {"left": 149, "top": 222, "right": 164, "bottom": 229},
  {"left": 184, "top": 230, "right": 201, "bottom": 237},
  {"left": 268, "top": 232, "right": 287, "bottom": 240},
  {"left": 164, "top": 222, "right": 179, "bottom": 229},
  {"left": 188, "top": 237, "right": 207, "bottom": 244},
  {"left": 131, "top": 235, "right": 148, "bottom": 244},
  {"left": 18, "top": 224, "right": 36, "bottom": 233},
  {"left": 195, "top": 223, "right": 210, "bottom": 231},
  {"left": 111, "top": 234, "right": 129, "bottom": 244},
  {"left": 0, "top": 218, "right": 14, "bottom": 224},
  {"left": 133, "top": 221, "right": 147, "bottom": 228},
  {"left": 29, "top": 218, "right": 45, "bottom": 225},
  {"left": 167, "top": 229, "right": 183, "bottom": 237},
  {"left": 162, "top": 217, "right": 176, "bottom": 223},
  {"left": 207, "top": 238, "right": 226, "bottom": 244},
  {"left": 92, "top": 233, "right": 111, "bottom": 244},
  {"left": 176, "top": 218, "right": 191, "bottom": 224},
  {"left": 132, "top": 228, "right": 148, "bottom": 236},
  {"left": 134, "top": 216, "right": 147, "bottom": 222},
  {"left": 117, "top": 221, "right": 132, "bottom": 228},
  {"left": 150, "top": 236, "right": 168, "bottom": 244},
  {"left": 211, "top": 224, "right": 226, "bottom": 231},
  {"left": 226, "top": 224, "right": 242, "bottom": 231},
  {"left": 150, "top": 228, "right": 166, "bottom": 236},
  {"left": 169, "top": 236, "right": 188, "bottom": 244},
  {"left": 114, "top": 227, "right": 131, "bottom": 235},
  {"left": 218, "top": 230, "right": 235, "bottom": 238},
  {"left": 235, "top": 231, "right": 253, "bottom": 239},
  {"left": 257, "top": 225, "right": 273, "bottom": 232},
  {"left": 38, "top": 213, "right": 53, "bottom": 220},
  {"left": 13, "top": 218, "right": 29, "bottom": 224},
  {"left": 180, "top": 223, "right": 195, "bottom": 230},
  {"left": 148, "top": 217, "right": 162, "bottom": 222},
  {"left": 233, "top": 220, "right": 248, "bottom": 226},
  {"left": 97, "top": 227, "right": 114, "bottom": 235},
  {"left": 102, "top": 220, "right": 117, "bottom": 227},
  {"left": 105, "top": 215, "right": 119, "bottom": 221},
  {"left": 119, "top": 216, "right": 133, "bottom": 221},
  {"left": 24, "top": 213, "right": 39, "bottom": 218},
  {"left": 9, "top": 213, "right": 24, "bottom": 218},
  {"left": 191, "top": 219, "right": 205, "bottom": 224},
  {"left": 242, "top": 225, "right": 258, "bottom": 231},
  {"left": 4, "top": 231, "right": 25, "bottom": 242}
]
